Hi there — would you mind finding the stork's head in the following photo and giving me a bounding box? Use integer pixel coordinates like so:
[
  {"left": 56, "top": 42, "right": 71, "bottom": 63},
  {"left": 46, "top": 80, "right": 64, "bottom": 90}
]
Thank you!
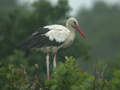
[{"left": 66, "top": 17, "right": 87, "bottom": 40}]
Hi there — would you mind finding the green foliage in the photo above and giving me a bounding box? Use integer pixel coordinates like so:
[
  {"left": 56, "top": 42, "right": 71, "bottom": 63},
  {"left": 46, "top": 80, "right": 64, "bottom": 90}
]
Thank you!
[
  {"left": 45, "top": 57, "right": 120, "bottom": 90},
  {"left": 111, "top": 70, "right": 120, "bottom": 90},
  {"left": 0, "top": 50, "right": 47, "bottom": 89},
  {"left": 0, "top": 64, "right": 28, "bottom": 90},
  {"left": 45, "top": 57, "right": 96, "bottom": 90},
  {"left": 53, "top": 0, "right": 71, "bottom": 22},
  {"left": 0, "top": 55, "right": 120, "bottom": 89}
]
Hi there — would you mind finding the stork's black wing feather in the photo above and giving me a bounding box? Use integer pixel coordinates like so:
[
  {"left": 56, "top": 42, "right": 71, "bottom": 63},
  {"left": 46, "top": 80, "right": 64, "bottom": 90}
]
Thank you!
[{"left": 20, "top": 27, "right": 63, "bottom": 50}]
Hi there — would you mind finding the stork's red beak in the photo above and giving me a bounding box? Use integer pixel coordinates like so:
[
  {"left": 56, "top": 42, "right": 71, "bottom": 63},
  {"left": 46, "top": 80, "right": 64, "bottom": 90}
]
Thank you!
[{"left": 75, "top": 26, "right": 87, "bottom": 40}]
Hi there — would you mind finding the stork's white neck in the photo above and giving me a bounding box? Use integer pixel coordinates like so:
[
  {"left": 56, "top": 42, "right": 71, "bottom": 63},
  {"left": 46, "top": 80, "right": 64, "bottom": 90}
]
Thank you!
[
  {"left": 62, "top": 25, "right": 75, "bottom": 48},
  {"left": 66, "top": 24, "right": 75, "bottom": 34}
]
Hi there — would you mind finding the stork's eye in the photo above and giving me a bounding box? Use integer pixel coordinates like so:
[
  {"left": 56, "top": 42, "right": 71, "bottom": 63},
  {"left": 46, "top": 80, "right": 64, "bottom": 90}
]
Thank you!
[{"left": 73, "top": 21, "right": 77, "bottom": 25}]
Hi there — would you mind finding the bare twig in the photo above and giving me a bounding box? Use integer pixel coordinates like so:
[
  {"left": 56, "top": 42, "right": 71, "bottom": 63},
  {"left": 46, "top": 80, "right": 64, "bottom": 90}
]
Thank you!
[
  {"left": 93, "top": 57, "right": 99, "bottom": 90},
  {"left": 100, "top": 64, "right": 108, "bottom": 90}
]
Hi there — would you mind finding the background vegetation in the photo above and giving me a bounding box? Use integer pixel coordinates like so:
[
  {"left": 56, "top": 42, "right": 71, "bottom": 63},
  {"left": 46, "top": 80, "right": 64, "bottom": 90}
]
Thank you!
[{"left": 0, "top": 0, "right": 120, "bottom": 89}]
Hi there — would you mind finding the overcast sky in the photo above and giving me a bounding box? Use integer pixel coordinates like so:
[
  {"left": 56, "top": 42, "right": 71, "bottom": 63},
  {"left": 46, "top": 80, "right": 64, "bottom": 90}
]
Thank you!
[{"left": 19, "top": 0, "right": 120, "bottom": 15}]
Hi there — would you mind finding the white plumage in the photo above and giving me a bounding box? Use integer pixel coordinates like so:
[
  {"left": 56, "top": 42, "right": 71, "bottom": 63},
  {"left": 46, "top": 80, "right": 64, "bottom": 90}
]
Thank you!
[{"left": 44, "top": 25, "right": 70, "bottom": 43}]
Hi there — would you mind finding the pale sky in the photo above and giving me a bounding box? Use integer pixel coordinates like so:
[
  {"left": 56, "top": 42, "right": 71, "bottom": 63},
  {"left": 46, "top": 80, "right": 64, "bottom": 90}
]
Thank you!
[{"left": 19, "top": 0, "right": 120, "bottom": 15}]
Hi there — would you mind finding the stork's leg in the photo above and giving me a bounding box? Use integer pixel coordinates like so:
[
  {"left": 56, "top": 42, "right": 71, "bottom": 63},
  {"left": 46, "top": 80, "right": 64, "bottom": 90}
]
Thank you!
[
  {"left": 53, "top": 52, "right": 57, "bottom": 68},
  {"left": 46, "top": 53, "right": 50, "bottom": 80}
]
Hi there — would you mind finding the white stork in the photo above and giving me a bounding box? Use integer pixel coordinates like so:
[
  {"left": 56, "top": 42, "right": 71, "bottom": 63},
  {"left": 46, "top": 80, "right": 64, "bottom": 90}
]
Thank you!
[{"left": 20, "top": 17, "right": 87, "bottom": 80}]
